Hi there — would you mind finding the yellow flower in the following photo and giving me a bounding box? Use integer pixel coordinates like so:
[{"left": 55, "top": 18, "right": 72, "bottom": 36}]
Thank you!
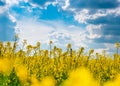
[
  {"left": 40, "top": 77, "right": 56, "bottom": 86},
  {"left": 31, "top": 76, "right": 55, "bottom": 86},
  {"left": 62, "top": 67, "right": 100, "bottom": 86},
  {"left": 31, "top": 76, "right": 40, "bottom": 86},
  {"left": 104, "top": 74, "right": 120, "bottom": 86},
  {"left": 0, "top": 58, "right": 13, "bottom": 75},
  {"left": 15, "top": 65, "right": 28, "bottom": 84}
]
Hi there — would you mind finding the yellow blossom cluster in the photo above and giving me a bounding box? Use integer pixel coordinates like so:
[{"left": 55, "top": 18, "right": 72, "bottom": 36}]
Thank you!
[{"left": 0, "top": 41, "right": 120, "bottom": 86}]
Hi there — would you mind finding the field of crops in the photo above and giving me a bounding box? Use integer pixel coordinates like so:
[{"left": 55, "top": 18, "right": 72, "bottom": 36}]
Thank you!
[{"left": 0, "top": 41, "right": 120, "bottom": 86}]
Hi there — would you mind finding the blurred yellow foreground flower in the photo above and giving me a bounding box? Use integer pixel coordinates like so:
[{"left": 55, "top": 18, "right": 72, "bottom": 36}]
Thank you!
[
  {"left": 0, "top": 58, "right": 13, "bottom": 75},
  {"left": 15, "top": 65, "right": 28, "bottom": 84},
  {"left": 62, "top": 67, "right": 100, "bottom": 86},
  {"left": 31, "top": 76, "right": 56, "bottom": 86}
]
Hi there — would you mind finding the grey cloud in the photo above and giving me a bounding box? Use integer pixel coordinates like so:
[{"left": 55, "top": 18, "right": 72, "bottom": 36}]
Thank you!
[
  {"left": 87, "top": 25, "right": 120, "bottom": 43},
  {"left": 70, "top": 0, "right": 119, "bottom": 9},
  {"left": 88, "top": 15, "right": 120, "bottom": 25}
]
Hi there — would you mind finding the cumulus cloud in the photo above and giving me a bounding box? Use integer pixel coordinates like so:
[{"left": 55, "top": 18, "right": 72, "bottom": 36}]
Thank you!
[
  {"left": 86, "top": 24, "right": 102, "bottom": 39},
  {"left": 49, "top": 30, "right": 72, "bottom": 49},
  {"left": 16, "top": 17, "right": 88, "bottom": 50},
  {"left": 61, "top": 0, "right": 70, "bottom": 10},
  {"left": 74, "top": 7, "right": 120, "bottom": 24},
  {"left": 0, "top": 0, "right": 119, "bottom": 54},
  {"left": 67, "top": 0, "right": 120, "bottom": 54},
  {"left": 17, "top": 18, "right": 53, "bottom": 45},
  {"left": 74, "top": 9, "right": 108, "bottom": 24},
  {"left": 86, "top": 24, "right": 120, "bottom": 44},
  {"left": 28, "top": 0, "right": 56, "bottom": 9},
  {"left": 0, "top": 0, "right": 21, "bottom": 14},
  {"left": 5, "top": 0, "right": 19, "bottom": 6}
]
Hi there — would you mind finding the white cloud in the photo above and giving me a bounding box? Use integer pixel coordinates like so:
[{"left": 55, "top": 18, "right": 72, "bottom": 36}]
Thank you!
[
  {"left": 29, "top": 0, "right": 57, "bottom": 9},
  {"left": 74, "top": 9, "right": 107, "bottom": 24},
  {"left": 17, "top": 18, "right": 54, "bottom": 46},
  {"left": 8, "top": 13, "right": 16, "bottom": 22},
  {"left": 0, "top": 6, "right": 8, "bottom": 14},
  {"left": 5, "top": 0, "right": 19, "bottom": 6},
  {"left": 16, "top": 17, "right": 88, "bottom": 50},
  {"left": 62, "top": 0, "right": 70, "bottom": 10},
  {"left": 86, "top": 24, "right": 102, "bottom": 39},
  {"left": 67, "top": 25, "right": 88, "bottom": 48},
  {"left": 106, "top": 7, "right": 120, "bottom": 16},
  {"left": 0, "top": 0, "right": 21, "bottom": 14},
  {"left": 74, "top": 7, "right": 120, "bottom": 24},
  {"left": 74, "top": 9, "right": 90, "bottom": 24},
  {"left": 48, "top": 30, "right": 72, "bottom": 48}
]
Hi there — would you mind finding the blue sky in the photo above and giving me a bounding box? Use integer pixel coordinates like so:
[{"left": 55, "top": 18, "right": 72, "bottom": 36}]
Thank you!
[{"left": 0, "top": 0, "right": 120, "bottom": 54}]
